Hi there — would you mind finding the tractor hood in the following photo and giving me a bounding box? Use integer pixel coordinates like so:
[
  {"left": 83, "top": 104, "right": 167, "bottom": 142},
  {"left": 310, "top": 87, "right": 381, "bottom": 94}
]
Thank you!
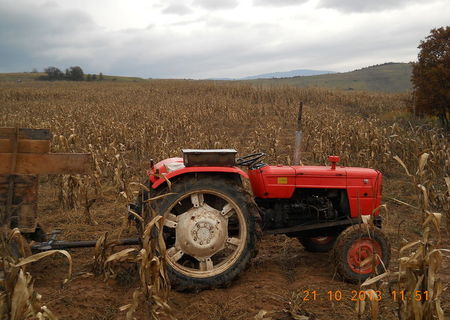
[
  {"left": 295, "top": 165, "right": 380, "bottom": 178},
  {"left": 248, "top": 164, "right": 381, "bottom": 201},
  {"left": 345, "top": 167, "right": 380, "bottom": 178},
  {"left": 294, "top": 165, "right": 347, "bottom": 176}
]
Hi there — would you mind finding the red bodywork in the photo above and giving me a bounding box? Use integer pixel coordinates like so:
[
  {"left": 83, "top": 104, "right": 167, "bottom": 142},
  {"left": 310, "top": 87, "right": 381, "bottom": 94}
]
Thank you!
[
  {"left": 148, "top": 157, "right": 248, "bottom": 189},
  {"left": 149, "top": 158, "right": 382, "bottom": 218},
  {"left": 248, "top": 165, "right": 382, "bottom": 217}
]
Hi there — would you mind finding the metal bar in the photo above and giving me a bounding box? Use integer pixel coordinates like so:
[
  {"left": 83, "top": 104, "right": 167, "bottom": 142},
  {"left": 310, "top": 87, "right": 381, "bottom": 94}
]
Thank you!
[
  {"left": 31, "top": 238, "right": 141, "bottom": 251},
  {"left": 293, "top": 102, "right": 303, "bottom": 165},
  {"left": 265, "top": 218, "right": 359, "bottom": 235}
]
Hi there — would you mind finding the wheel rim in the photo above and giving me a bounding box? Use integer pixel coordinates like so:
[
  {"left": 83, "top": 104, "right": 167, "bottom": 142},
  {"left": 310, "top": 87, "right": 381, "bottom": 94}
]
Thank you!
[
  {"left": 163, "top": 189, "right": 247, "bottom": 278},
  {"left": 347, "top": 238, "right": 382, "bottom": 274}
]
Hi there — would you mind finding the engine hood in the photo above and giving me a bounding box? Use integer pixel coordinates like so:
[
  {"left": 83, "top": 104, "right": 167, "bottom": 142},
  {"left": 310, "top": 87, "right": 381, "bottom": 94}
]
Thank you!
[
  {"left": 294, "top": 165, "right": 379, "bottom": 178},
  {"left": 345, "top": 167, "right": 380, "bottom": 178},
  {"left": 294, "top": 165, "right": 347, "bottom": 176}
]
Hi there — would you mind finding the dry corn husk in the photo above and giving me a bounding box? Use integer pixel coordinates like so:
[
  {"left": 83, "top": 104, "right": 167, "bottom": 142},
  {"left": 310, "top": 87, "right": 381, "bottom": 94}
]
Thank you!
[
  {"left": 357, "top": 154, "right": 446, "bottom": 320},
  {"left": 1, "top": 228, "right": 72, "bottom": 320}
]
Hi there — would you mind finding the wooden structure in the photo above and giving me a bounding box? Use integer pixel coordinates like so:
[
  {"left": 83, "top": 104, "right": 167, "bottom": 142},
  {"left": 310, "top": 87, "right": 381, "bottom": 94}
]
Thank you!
[{"left": 0, "top": 128, "right": 91, "bottom": 234}]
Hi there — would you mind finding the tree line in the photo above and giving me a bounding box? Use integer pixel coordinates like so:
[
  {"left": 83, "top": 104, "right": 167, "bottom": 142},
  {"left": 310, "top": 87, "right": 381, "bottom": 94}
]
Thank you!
[
  {"left": 412, "top": 26, "right": 449, "bottom": 131},
  {"left": 40, "top": 66, "right": 104, "bottom": 81}
]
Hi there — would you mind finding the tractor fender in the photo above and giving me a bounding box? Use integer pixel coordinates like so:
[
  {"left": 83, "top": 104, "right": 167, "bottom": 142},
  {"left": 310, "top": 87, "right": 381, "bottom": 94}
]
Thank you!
[{"left": 150, "top": 165, "right": 249, "bottom": 189}]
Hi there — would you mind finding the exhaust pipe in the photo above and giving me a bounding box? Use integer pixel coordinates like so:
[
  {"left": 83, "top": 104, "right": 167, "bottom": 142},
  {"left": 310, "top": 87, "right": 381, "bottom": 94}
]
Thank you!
[{"left": 293, "top": 102, "right": 303, "bottom": 165}]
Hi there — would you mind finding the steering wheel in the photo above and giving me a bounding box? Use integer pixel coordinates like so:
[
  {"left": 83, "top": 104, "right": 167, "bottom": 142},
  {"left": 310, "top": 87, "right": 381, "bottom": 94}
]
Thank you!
[{"left": 236, "top": 152, "right": 266, "bottom": 168}]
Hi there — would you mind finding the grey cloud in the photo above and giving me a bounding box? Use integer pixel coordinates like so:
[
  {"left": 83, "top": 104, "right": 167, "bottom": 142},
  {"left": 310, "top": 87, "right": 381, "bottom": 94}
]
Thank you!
[
  {"left": 39, "top": 1, "right": 59, "bottom": 9},
  {"left": 169, "top": 18, "right": 205, "bottom": 27},
  {"left": 253, "top": 0, "right": 308, "bottom": 7},
  {"left": 162, "top": 3, "right": 192, "bottom": 15},
  {"left": 0, "top": 1, "right": 99, "bottom": 72},
  {"left": 204, "top": 16, "right": 247, "bottom": 29},
  {"left": 192, "top": 0, "right": 238, "bottom": 10},
  {"left": 0, "top": 0, "right": 448, "bottom": 79},
  {"left": 318, "top": 0, "right": 432, "bottom": 12}
]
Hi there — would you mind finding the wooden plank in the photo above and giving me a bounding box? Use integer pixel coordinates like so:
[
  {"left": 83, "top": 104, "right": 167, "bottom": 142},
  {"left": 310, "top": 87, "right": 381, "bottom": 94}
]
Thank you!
[
  {"left": 0, "top": 189, "right": 36, "bottom": 202},
  {"left": 4, "top": 127, "right": 19, "bottom": 226},
  {"left": 0, "top": 128, "right": 51, "bottom": 140},
  {"left": 17, "top": 204, "right": 38, "bottom": 233},
  {"left": 0, "top": 174, "right": 39, "bottom": 232},
  {"left": 0, "top": 153, "right": 92, "bottom": 174},
  {"left": 0, "top": 174, "right": 37, "bottom": 185},
  {"left": 0, "top": 139, "right": 51, "bottom": 153}
]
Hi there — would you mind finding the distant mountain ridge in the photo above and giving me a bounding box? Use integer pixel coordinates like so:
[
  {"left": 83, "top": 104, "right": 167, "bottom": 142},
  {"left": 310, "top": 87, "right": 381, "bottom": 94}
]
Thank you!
[
  {"left": 241, "top": 69, "right": 335, "bottom": 80},
  {"left": 0, "top": 62, "right": 413, "bottom": 93},
  {"left": 245, "top": 62, "right": 413, "bottom": 93}
]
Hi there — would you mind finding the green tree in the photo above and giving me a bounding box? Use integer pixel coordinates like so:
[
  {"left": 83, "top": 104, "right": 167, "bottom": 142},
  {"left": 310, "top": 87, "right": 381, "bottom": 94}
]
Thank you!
[
  {"left": 92, "top": 74, "right": 97, "bottom": 81},
  {"left": 99, "top": 72, "right": 104, "bottom": 81},
  {"left": 411, "top": 26, "right": 450, "bottom": 130},
  {"left": 86, "top": 74, "right": 92, "bottom": 81},
  {"left": 67, "top": 66, "right": 84, "bottom": 81},
  {"left": 44, "top": 66, "right": 64, "bottom": 80}
]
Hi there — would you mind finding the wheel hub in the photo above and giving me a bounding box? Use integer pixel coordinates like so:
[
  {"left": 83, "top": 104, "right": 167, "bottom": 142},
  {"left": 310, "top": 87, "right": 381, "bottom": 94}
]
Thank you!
[
  {"left": 347, "top": 238, "right": 382, "bottom": 274},
  {"left": 192, "top": 221, "right": 215, "bottom": 244},
  {"left": 175, "top": 203, "right": 228, "bottom": 259}
]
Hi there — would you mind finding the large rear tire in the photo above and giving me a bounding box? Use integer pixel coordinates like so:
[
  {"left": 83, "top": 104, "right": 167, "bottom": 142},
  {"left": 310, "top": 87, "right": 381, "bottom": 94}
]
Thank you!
[
  {"left": 136, "top": 176, "right": 260, "bottom": 291},
  {"left": 333, "top": 224, "right": 390, "bottom": 283}
]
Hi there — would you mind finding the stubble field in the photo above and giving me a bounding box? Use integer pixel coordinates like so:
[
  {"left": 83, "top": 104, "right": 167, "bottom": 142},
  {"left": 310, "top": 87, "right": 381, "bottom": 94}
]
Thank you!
[{"left": 0, "top": 80, "right": 448, "bottom": 319}]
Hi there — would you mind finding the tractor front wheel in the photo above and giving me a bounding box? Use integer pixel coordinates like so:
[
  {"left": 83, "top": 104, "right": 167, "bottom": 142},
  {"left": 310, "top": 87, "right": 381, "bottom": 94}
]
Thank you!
[
  {"left": 333, "top": 224, "right": 390, "bottom": 283},
  {"left": 144, "top": 176, "right": 260, "bottom": 291}
]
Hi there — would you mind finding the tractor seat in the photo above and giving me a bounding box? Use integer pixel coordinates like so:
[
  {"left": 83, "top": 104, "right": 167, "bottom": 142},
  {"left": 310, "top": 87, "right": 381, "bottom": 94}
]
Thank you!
[{"left": 164, "top": 162, "right": 185, "bottom": 172}]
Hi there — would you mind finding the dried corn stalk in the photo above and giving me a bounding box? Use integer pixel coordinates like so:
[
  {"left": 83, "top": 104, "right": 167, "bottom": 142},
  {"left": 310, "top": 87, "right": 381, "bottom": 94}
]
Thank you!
[
  {"left": 101, "top": 184, "right": 175, "bottom": 319},
  {"left": 92, "top": 232, "right": 121, "bottom": 276},
  {"left": 0, "top": 228, "right": 72, "bottom": 320},
  {"left": 359, "top": 153, "right": 446, "bottom": 320}
]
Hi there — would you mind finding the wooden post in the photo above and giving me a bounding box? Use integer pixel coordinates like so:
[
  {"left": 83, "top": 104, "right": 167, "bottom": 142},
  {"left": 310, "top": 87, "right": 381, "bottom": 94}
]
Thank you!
[
  {"left": 0, "top": 127, "right": 92, "bottom": 232},
  {"left": 293, "top": 102, "right": 303, "bottom": 165},
  {"left": 3, "top": 126, "right": 19, "bottom": 227}
]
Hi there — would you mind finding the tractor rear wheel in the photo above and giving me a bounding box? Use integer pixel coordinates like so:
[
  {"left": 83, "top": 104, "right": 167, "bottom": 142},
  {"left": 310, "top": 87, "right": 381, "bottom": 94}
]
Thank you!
[
  {"left": 137, "top": 176, "right": 260, "bottom": 291},
  {"left": 333, "top": 224, "right": 390, "bottom": 283},
  {"left": 298, "top": 236, "right": 336, "bottom": 252}
]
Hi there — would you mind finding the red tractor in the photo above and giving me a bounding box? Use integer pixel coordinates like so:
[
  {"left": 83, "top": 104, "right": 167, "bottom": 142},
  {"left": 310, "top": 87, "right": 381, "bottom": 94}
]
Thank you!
[{"left": 131, "top": 149, "right": 390, "bottom": 291}]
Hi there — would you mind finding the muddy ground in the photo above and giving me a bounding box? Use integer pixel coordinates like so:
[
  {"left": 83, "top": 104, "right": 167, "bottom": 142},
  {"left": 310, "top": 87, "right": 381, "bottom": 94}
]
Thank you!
[{"left": 30, "top": 179, "right": 449, "bottom": 320}]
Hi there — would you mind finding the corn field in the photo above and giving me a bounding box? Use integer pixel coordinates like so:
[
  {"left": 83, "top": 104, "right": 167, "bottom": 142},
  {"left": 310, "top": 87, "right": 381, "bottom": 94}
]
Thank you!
[
  {"left": 0, "top": 80, "right": 448, "bottom": 319},
  {"left": 1, "top": 81, "right": 448, "bottom": 189}
]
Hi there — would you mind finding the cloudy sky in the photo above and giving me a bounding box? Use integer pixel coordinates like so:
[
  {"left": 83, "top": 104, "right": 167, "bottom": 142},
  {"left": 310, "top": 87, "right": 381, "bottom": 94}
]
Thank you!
[{"left": 0, "top": 0, "right": 448, "bottom": 79}]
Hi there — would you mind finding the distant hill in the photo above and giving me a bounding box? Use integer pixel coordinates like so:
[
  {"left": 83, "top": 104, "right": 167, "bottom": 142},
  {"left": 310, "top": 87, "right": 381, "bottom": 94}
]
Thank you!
[
  {"left": 0, "top": 72, "right": 145, "bottom": 82},
  {"left": 207, "top": 69, "right": 335, "bottom": 81},
  {"left": 205, "top": 77, "right": 235, "bottom": 81},
  {"left": 1, "top": 62, "right": 413, "bottom": 93},
  {"left": 241, "top": 69, "right": 335, "bottom": 80},
  {"left": 246, "top": 63, "right": 413, "bottom": 93},
  {"left": 0, "top": 72, "right": 44, "bottom": 82}
]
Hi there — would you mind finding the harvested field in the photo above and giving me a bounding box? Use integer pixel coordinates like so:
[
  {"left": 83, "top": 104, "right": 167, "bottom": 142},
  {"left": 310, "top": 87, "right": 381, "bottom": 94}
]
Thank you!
[{"left": 0, "top": 80, "right": 448, "bottom": 319}]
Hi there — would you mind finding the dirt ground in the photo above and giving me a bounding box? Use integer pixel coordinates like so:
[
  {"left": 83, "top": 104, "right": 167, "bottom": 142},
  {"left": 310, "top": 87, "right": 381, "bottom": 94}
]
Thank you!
[{"left": 27, "top": 177, "right": 449, "bottom": 320}]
